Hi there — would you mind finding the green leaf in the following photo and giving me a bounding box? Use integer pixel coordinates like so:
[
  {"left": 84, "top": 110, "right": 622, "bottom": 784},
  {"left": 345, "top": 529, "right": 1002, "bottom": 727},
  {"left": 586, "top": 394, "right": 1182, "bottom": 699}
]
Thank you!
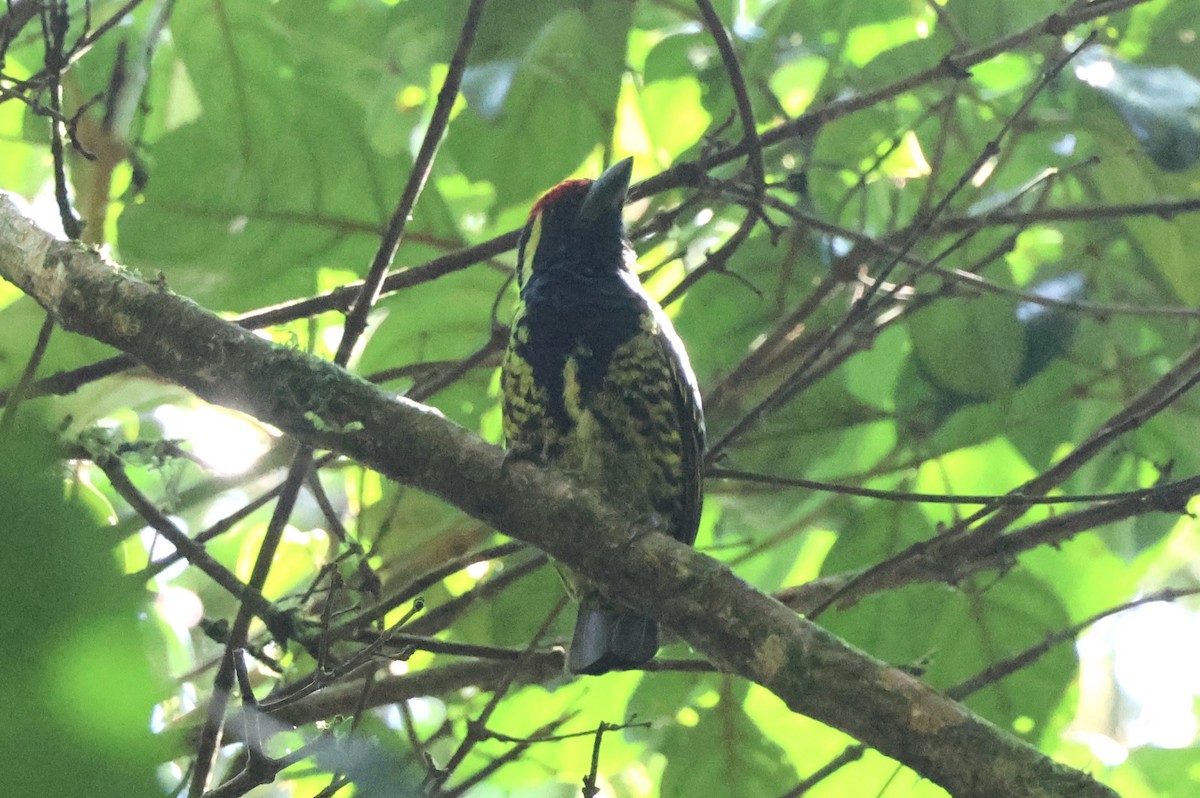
[
  {"left": 661, "top": 681, "right": 798, "bottom": 797},
  {"left": 448, "top": 2, "right": 633, "bottom": 209},
  {"left": 942, "top": 0, "right": 1060, "bottom": 48},
  {"left": 760, "top": 0, "right": 915, "bottom": 44},
  {"left": 636, "top": 76, "right": 712, "bottom": 164},
  {"left": 0, "top": 297, "right": 118, "bottom": 388},
  {"left": 118, "top": 0, "right": 460, "bottom": 310},
  {"left": 823, "top": 504, "right": 1074, "bottom": 735},
  {"left": 1074, "top": 46, "right": 1200, "bottom": 172},
  {"left": 1016, "top": 271, "right": 1085, "bottom": 384},
  {"left": 1081, "top": 112, "right": 1200, "bottom": 303},
  {"left": 1127, "top": 744, "right": 1200, "bottom": 797},
  {"left": 908, "top": 295, "right": 1024, "bottom": 399}
]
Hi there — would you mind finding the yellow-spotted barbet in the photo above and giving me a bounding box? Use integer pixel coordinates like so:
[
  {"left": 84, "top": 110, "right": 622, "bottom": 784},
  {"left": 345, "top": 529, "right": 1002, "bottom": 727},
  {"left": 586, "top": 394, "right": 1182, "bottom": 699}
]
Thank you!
[{"left": 500, "top": 158, "right": 705, "bottom": 675}]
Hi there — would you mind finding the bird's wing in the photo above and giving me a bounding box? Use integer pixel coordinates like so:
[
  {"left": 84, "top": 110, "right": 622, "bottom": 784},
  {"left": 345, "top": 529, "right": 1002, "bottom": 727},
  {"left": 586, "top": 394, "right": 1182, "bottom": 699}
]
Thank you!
[{"left": 651, "top": 305, "right": 706, "bottom": 546}]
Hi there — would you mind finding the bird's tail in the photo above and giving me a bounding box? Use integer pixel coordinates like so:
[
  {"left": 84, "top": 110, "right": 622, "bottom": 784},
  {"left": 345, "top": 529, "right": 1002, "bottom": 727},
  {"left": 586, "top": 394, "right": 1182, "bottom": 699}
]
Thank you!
[{"left": 568, "top": 592, "right": 659, "bottom": 675}]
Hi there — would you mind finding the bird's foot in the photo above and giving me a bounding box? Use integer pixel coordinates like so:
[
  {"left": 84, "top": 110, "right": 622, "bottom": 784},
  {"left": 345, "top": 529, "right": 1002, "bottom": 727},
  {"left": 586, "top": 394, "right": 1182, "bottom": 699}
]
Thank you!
[
  {"left": 623, "top": 511, "right": 668, "bottom": 549},
  {"left": 501, "top": 442, "right": 547, "bottom": 473}
]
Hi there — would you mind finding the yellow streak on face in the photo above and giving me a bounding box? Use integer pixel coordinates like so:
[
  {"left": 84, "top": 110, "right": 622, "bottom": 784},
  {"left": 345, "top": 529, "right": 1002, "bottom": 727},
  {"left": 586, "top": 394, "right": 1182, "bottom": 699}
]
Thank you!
[{"left": 520, "top": 214, "right": 543, "bottom": 289}]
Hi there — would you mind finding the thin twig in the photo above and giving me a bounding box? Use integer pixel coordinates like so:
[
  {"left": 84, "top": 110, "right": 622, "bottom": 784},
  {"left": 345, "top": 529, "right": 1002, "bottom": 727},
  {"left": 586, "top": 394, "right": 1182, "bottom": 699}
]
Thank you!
[
  {"left": 41, "top": 0, "right": 81, "bottom": 238},
  {"left": 775, "top": 745, "right": 866, "bottom": 798},
  {"left": 786, "top": 470, "right": 1200, "bottom": 618},
  {"left": 94, "top": 453, "right": 296, "bottom": 637},
  {"left": 661, "top": 0, "right": 766, "bottom": 306},
  {"left": 711, "top": 467, "right": 1200, "bottom": 507},
  {"left": 190, "top": 448, "right": 313, "bottom": 795},
  {"left": 330, "top": 541, "right": 525, "bottom": 636},
  {"left": 635, "top": 0, "right": 1154, "bottom": 198},
  {"left": 705, "top": 33, "right": 1097, "bottom": 461},
  {"left": 12, "top": 180, "right": 1200, "bottom": 409},
  {"left": 441, "top": 714, "right": 578, "bottom": 798},
  {"left": 203, "top": 650, "right": 331, "bottom": 798},
  {"left": 333, "top": 0, "right": 488, "bottom": 366},
  {"left": 431, "top": 598, "right": 568, "bottom": 794},
  {"left": 0, "top": 312, "right": 54, "bottom": 436},
  {"left": 581, "top": 721, "right": 614, "bottom": 798},
  {"left": 401, "top": 553, "right": 549, "bottom": 638},
  {"left": 948, "top": 586, "right": 1200, "bottom": 700},
  {"left": 858, "top": 35, "right": 1095, "bottom": 308}
]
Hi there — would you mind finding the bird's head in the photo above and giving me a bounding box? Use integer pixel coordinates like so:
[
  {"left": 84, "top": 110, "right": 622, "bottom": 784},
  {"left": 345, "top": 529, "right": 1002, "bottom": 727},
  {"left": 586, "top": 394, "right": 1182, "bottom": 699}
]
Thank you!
[{"left": 516, "top": 157, "right": 633, "bottom": 291}]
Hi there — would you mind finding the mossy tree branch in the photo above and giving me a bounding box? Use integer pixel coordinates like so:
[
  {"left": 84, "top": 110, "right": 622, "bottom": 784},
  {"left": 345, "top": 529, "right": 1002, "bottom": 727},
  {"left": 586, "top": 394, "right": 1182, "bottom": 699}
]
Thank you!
[{"left": 0, "top": 194, "right": 1116, "bottom": 798}]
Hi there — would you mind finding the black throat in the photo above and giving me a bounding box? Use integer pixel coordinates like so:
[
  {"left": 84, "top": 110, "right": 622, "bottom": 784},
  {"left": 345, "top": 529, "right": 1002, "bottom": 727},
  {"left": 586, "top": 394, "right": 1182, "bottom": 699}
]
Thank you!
[{"left": 518, "top": 265, "right": 645, "bottom": 425}]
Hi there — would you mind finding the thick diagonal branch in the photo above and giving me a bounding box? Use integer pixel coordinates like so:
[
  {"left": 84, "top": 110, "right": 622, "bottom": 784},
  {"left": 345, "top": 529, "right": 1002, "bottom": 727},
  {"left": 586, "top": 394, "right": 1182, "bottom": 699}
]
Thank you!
[{"left": 0, "top": 195, "right": 1115, "bottom": 798}]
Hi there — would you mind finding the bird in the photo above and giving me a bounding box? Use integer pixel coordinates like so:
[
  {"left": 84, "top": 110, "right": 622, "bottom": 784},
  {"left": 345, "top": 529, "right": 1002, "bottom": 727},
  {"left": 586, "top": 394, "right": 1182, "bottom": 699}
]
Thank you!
[{"left": 500, "top": 157, "right": 705, "bottom": 675}]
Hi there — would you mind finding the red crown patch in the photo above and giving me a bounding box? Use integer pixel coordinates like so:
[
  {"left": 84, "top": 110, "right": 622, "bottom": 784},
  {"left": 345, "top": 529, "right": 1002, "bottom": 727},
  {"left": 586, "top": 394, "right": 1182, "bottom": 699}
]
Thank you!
[{"left": 529, "top": 178, "right": 592, "bottom": 219}]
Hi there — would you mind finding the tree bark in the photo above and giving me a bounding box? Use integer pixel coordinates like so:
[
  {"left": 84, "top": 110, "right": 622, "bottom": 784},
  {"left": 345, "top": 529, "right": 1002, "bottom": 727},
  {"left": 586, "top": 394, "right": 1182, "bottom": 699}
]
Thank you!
[{"left": 0, "top": 194, "right": 1117, "bottom": 798}]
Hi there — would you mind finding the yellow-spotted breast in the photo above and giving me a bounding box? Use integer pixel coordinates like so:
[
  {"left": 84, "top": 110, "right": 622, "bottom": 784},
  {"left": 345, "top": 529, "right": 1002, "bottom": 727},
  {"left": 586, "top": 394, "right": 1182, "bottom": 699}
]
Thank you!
[{"left": 500, "top": 158, "right": 705, "bottom": 675}]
